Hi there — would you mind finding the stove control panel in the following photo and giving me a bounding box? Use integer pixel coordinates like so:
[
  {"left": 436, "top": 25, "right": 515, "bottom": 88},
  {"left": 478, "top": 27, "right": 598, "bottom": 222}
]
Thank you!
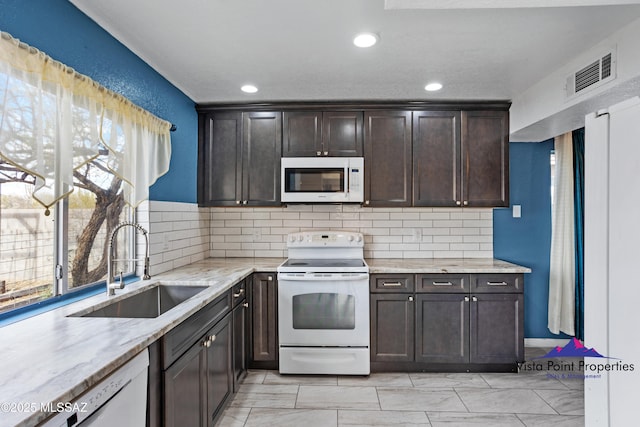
[{"left": 286, "top": 231, "right": 363, "bottom": 248}]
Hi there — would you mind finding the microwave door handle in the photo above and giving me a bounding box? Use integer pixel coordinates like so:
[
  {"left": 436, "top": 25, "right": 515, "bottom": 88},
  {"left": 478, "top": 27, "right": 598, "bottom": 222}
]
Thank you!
[{"left": 345, "top": 166, "right": 350, "bottom": 195}]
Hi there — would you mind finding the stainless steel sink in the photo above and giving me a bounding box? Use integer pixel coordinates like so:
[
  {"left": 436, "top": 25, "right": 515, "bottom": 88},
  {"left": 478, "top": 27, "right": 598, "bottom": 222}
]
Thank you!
[{"left": 70, "top": 283, "right": 208, "bottom": 318}]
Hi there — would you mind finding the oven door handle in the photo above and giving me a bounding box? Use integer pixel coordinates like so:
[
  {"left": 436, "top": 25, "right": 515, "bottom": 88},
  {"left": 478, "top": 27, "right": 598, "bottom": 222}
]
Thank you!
[{"left": 278, "top": 273, "right": 369, "bottom": 281}]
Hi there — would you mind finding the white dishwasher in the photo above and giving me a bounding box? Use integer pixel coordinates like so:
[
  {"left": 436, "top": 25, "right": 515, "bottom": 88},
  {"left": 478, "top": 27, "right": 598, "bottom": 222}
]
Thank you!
[{"left": 42, "top": 349, "right": 148, "bottom": 427}]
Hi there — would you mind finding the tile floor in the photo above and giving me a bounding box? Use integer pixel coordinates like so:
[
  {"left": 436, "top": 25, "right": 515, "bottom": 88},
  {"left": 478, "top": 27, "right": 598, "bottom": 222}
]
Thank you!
[{"left": 217, "top": 348, "right": 585, "bottom": 427}]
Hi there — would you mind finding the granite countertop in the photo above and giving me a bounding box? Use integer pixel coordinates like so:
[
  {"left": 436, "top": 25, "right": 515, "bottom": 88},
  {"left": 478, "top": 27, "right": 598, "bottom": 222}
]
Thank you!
[
  {"left": 366, "top": 258, "right": 531, "bottom": 273},
  {"left": 0, "top": 258, "right": 282, "bottom": 427},
  {"left": 0, "top": 256, "right": 528, "bottom": 426}
]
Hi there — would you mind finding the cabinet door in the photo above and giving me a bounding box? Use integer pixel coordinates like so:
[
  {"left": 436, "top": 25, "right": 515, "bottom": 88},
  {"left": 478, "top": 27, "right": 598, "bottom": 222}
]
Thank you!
[
  {"left": 322, "top": 111, "right": 363, "bottom": 156},
  {"left": 415, "top": 294, "right": 469, "bottom": 364},
  {"left": 242, "top": 112, "right": 282, "bottom": 206},
  {"left": 164, "top": 336, "right": 207, "bottom": 427},
  {"left": 249, "top": 273, "right": 278, "bottom": 368},
  {"left": 413, "top": 111, "right": 461, "bottom": 207},
  {"left": 282, "top": 111, "right": 322, "bottom": 157},
  {"left": 470, "top": 293, "right": 524, "bottom": 364},
  {"left": 461, "top": 110, "right": 509, "bottom": 207},
  {"left": 198, "top": 112, "right": 242, "bottom": 206},
  {"left": 232, "top": 301, "right": 247, "bottom": 392},
  {"left": 364, "top": 111, "right": 412, "bottom": 207},
  {"left": 370, "top": 294, "right": 414, "bottom": 362},
  {"left": 206, "top": 315, "right": 233, "bottom": 426}
]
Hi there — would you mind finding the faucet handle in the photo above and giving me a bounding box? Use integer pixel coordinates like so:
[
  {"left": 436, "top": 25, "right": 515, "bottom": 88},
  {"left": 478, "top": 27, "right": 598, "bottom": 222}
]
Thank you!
[{"left": 118, "top": 272, "right": 124, "bottom": 289}]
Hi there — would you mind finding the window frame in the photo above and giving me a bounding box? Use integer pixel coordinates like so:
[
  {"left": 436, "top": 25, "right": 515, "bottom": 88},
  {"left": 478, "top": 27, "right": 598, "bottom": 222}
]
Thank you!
[{"left": 0, "top": 184, "right": 136, "bottom": 317}]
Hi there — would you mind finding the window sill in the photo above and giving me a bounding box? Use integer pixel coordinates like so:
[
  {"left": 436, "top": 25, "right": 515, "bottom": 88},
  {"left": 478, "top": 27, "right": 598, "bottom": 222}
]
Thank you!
[{"left": 0, "top": 276, "right": 141, "bottom": 327}]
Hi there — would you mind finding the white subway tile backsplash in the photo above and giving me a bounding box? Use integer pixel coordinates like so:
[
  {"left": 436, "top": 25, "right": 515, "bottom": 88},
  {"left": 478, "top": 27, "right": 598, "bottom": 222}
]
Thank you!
[
  {"left": 241, "top": 211, "right": 271, "bottom": 220},
  {"left": 112, "top": 205, "right": 484, "bottom": 260},
  {"left": 205, "top": 205, "right": 493, "bottom": 259},
  {"left": 434, "top": 235, "right": 464, "bottom": 243},
  {"left": 420, "top": 212, "right": 451, "bottom": 220},
  {"left": 144, "top": 201, "right": 210, "bottom": 275},
  {"left": 451, "top": 227, "right": 480, "bottom": 235}
]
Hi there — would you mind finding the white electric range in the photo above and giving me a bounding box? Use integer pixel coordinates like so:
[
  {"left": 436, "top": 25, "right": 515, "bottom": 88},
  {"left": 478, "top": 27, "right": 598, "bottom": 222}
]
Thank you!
[{"left": 277, "top": 231, "right": 370, "bottom": 375}]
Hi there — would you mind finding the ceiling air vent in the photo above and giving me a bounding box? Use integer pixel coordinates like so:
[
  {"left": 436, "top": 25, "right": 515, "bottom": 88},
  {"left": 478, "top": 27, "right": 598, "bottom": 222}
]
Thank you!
[{"left": 566, "top": 49, "right": 616, "bottom": 99}]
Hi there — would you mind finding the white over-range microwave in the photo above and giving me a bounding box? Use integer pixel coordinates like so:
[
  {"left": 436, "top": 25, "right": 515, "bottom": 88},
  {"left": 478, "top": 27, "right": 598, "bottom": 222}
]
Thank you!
[{"left": 281, "top": 157, "right": 364, "bottom": 203}]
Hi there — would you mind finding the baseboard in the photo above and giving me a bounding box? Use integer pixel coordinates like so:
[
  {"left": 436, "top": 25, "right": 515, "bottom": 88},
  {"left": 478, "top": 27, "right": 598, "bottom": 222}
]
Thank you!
[{"left": 525, "top": 338, "right": 573, "bottom": 348}]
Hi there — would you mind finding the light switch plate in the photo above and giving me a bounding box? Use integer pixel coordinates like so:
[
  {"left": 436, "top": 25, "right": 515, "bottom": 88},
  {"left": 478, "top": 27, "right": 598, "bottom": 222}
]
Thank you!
[{"left": 513, "top": 205, "right": 522, "bottom": 218}]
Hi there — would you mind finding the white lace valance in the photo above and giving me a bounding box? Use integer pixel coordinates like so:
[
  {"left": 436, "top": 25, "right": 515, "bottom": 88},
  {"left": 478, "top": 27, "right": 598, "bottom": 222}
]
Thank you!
[{"left": 0, "top": 30, "right": 172, "bottom": 214}]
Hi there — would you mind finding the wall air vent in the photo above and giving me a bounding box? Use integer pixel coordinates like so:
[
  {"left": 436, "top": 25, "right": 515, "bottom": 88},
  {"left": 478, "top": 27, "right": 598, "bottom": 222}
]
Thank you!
[{"left": 566, "top": 49, "right": 616, "bottom": 100}]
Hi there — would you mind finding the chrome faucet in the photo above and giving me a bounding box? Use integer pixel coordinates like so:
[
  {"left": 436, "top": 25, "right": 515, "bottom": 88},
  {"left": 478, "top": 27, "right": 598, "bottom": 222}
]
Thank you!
[{"left": 106, "top": 222, "right": 151, "bottom": 296}]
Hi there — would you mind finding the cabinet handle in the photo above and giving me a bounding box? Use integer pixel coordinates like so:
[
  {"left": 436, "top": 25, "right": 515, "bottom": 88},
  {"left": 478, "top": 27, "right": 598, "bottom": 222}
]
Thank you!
[
  {"left": 487, "top": 281, "right": 508, "bottom": 286},
  {"left": 316, "top": 151, "right": 321, "bottom": 156},
  {"left": 472, "top": 296, "right": 478, "bottom": 302},
  {"left": 456, "top": 201, "right": 461, "bottom": 206},
  {"left": 242, "top": 302, "right": 249, "bottom": 308},
  {"left": 202, "top": 339, "right": 210, "bottom": 348},
  {"left": 382, "top": 282, "right": 403, "bottom": 287},
  {"left": 463, "top": 201, "right": 469, "bottom": 206},
  {"left": 243, "top": 200, "right": 248, "bottom": 205},
  {"left": 267, "top": 275, "right": 273, "bottom": 281},
  {"left": 209, "top": 335, "right": 216, "bottom": 343},
  {"left": 432, "top": 281, "right": 453, "bottom": 286},
  {"left": 408, "top": 296, "right": 414, "bottom": 302},
  {"left": 233, "top": 288, "right": 245, "bottom": 298},
  {"left": 365, "top": 200, "right": 370, "bottom": 205},
  {"left": 464, "top": 296, "right": 470, "bottom": 302},
  {"left": 323, "top": 151, "right": 329, "bottom": 156},
  {"left": 236, "top": 200, "right": 241, "bottom": 205}
]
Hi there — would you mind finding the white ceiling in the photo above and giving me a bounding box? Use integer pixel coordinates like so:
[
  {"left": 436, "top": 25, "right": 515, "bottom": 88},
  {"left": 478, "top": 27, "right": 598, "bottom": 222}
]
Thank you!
[{"left": 70, "top": 0, "right": 640, "bottom": 105}]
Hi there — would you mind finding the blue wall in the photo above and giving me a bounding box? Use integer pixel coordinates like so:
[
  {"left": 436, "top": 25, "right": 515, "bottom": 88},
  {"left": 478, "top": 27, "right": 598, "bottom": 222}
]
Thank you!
[
  {"left": 494, "top": 141, "right": 570, "bottom": 339},
  {"left": 0, "top": 0, "right": 197, "bottom": 203}
]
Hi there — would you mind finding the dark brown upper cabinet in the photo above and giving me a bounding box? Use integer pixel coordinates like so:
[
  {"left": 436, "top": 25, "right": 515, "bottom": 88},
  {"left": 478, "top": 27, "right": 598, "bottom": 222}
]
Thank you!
[
  {"left": 461, "top": 110, "right": 509, "bottom": 207},
  {"left": 413, "top": 110, "right": 461, "bottom": 207},
  {"left": 363, "top": 111, "right": 412, "bottom": 207},
  {"left": 413, "top": 109, "right": 509, "bottom": 208},
  {"left": 198, "top": 111, "right": 242, "bottom": 207},
  {"left": 198, "top": 111, "right": 281, "bottom": 207},
  {"left": 283, "top": 111, "right": 363, "bottom": 157}
]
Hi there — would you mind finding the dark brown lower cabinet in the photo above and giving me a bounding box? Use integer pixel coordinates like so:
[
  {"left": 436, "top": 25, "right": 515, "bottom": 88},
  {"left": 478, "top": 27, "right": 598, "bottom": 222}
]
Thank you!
[
  {"left": 248, "top": 273, "right": 278, "bottom": 369},
  {"left": 232, "top": 297, "right": 247, "bottom": 391},
  {"left": 163, "top": 337, "right": 204, "bottom": 427},
  {"left": 470, "top": 293, "right": 524, "bottom": 364},
  {"left": 164, "top": 313, "right": 232, "bottom": 427},
  {"left": 415, "top": 294, "right": 468, "bottom": 364},
  {"left": 370, "top": 273, "right": 524, "bottom": 372},
  {"left": 370, "top": 294, "right": 414, "bottom": 362},
  {"left": 206, "top": 317, "right": 232, "bottom": 425}
]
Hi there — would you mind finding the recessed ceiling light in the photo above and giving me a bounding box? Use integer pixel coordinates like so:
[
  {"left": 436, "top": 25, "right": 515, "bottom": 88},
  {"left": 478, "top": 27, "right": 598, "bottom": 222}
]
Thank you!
[
  {"left": 353, "top": 33, "right": 379, "bottom": 48},
  {"left": 424, "top": 82, "right": 443, "bottom": 92},
  {"left": 241, "top": 84, "right": 258, "bottom": 93}
]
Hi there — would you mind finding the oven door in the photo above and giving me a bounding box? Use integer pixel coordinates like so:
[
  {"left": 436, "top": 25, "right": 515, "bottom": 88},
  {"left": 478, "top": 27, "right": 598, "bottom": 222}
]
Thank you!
[{"left": 277, "top": 272, "right": 370, "bottom": 347}]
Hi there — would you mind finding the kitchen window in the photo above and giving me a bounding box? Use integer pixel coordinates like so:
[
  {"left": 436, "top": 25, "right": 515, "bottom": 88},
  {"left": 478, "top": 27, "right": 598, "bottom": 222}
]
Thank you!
[
  {"left": 0, "top": 157, "right": 134, "bottom": 314},
  {"left": 0, "top": 31, "right": 172, "bottom": 316}
]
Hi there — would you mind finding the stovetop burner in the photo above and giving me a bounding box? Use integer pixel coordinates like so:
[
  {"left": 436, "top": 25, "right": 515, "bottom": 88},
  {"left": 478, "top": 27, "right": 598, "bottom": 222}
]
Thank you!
[{"left": 281, "top": 258, "right": 366, "bottom": 268}]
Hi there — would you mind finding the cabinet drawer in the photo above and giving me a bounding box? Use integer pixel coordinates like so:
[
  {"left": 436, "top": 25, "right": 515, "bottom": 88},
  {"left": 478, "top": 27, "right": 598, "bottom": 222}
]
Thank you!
[
  {"left": 370, "top": 274, "right": 415, "bottom": 293},
  {"left": 163, "top": 290, "right": 232, "bottom": 369},
  {"left": 471, "top": 274, "right": 523, "bottom": 293},
  {"left": 231, "top": 280, "right": 246, "bottom": 307},
  {"left": 417, "top": 274, "right": 469, "bottom": 293}
]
